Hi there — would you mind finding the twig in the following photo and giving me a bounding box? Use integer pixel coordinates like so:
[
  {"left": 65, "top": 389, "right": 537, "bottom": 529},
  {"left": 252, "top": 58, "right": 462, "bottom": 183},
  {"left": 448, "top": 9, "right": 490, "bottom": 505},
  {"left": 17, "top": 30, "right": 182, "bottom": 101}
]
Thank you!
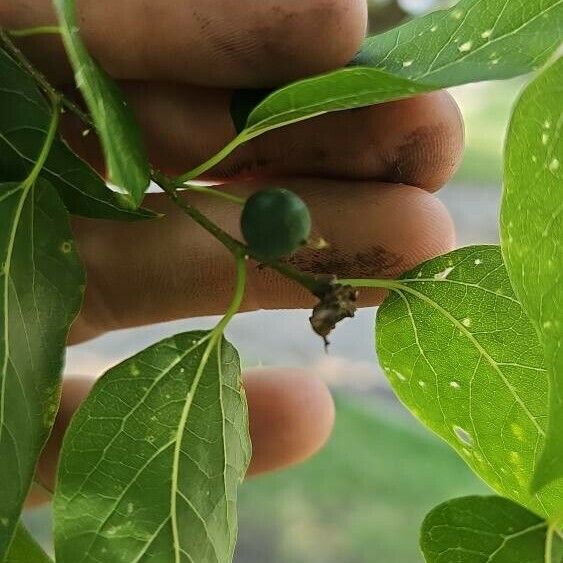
[
  {"left": 154, "top": 171, "right": 330, "bottom": 296},
  {"left": 0, "top": 27, "right": 93, "bottom": 126}
]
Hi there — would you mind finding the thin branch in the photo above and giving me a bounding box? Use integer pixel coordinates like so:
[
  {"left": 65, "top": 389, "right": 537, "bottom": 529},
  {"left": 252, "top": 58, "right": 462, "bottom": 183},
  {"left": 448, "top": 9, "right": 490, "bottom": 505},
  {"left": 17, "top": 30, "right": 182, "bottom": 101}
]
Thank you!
[
  {"left": 154, "top": 171, "right": 330, "bottom": 296},
  {"left": 1, "top": 25, "right": 333, "bottom": 302},
  {"left": 0, "top": 27, "right": 93, "bottom": 126}
]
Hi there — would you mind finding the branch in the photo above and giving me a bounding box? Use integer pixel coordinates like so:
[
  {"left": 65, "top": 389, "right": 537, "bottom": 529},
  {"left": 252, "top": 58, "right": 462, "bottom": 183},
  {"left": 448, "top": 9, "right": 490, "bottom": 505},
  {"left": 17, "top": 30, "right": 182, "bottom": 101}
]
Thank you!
[
  {"left": 154, "top": 171, "right": 330, "bottom": 296},
  {"left": 0, "top": 27, "right": 93, "bottom": 126}
]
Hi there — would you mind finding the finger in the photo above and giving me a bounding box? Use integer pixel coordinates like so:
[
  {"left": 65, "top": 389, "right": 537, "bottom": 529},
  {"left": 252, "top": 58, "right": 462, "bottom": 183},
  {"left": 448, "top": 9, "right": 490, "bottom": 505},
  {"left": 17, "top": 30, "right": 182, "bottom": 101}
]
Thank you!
[
  {"left": 69, "top": 180, "right": 455, "bottom": 343},
  {"left": 27, "top": 369, "right": 334, "bottom": 506},
  {"left": 243, "top": 368, "right": 335, "bottom": 476},
  {"left": 63, "top": 85, "right": 464, "bottom": 192},
  {"left": 1, "top": 0, "right": 367, "bottom": 87}
]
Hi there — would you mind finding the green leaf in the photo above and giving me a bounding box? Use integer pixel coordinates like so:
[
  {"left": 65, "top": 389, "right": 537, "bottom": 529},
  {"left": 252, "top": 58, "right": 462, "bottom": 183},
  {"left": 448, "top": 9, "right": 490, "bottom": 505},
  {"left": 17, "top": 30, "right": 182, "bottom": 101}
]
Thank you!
[
  {"left": 244, "top": 68, "right": 430, "bottom": 134},
  {"left": 501, "top": 59, "right": 563, "bottom": 497},
  {"left": 355, "top": 0, "right": 563, "bottom": 87},
  {"left": 179, "top": 69, "right": 432, "bottom": 182},
  {"left": 5, "top": 524, "right": 53, "bottom": 563},
  {"left": 420, "top": 496, "right": 563, "bottom": 563},
  {"left": 374, "top": 246, "right": 563, "bottom": 520},
  {"left": 53, "top": 0, "right": 151, "bottom": 209},
  {"left": 0, "top": 179, "right": 84, "bottom": 558},
  {"left": 54, "top": 330, "right": 251, "bottom": 563},
  {"left": 0, "top": 48, "right": 155, "bottom": 220},
  {"left": 179, "top": 0, "right": 562, "bottom": 183}
]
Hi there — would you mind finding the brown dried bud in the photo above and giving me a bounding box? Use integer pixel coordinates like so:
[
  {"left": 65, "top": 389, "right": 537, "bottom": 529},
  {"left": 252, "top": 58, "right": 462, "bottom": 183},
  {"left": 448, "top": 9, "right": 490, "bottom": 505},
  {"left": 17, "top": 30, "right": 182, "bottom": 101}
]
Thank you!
[{"left": 310, "top": 284, "right": 359, "bottom": 347}]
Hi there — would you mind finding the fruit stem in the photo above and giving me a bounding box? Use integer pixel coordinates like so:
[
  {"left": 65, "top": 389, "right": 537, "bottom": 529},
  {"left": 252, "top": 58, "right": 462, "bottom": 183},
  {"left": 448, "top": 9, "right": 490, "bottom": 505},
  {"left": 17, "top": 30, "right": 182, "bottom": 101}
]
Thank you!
[{"left": 155, "top": 171, "right": 329, "bottom": 296}]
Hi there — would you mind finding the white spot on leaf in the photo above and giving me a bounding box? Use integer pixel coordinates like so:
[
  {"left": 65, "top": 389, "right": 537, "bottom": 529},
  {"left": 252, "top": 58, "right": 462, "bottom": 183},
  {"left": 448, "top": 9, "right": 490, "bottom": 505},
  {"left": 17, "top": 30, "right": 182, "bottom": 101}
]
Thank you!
[
  {"left": 434, "top": 266, "right": 455, "bottom": 280},
  {"left": 454, "top": 426, "right": 474, "bottom": 446},
  {"left": 394, "top": 370, "right": 407, "bottom": 382},
  {"left": 481, "top": 29, "right": 493, "bottom": 39},
  {"left": 510, "top": 423, "right": 524, "bottom": 441},
  {"left": 462, "top": 318, "right": 472, "bottom": 328},
  {"left": 548, "top": 158, "right": 559, "bottom": 172},
  {"left": 458, "top": 41, "right": 473, "bottom": 53},
  {"left": 450, "top": 381, "right": 461, "bottom": 389},
  {"left": 402, "top": 60, "right": 414, "bottom": 68}
]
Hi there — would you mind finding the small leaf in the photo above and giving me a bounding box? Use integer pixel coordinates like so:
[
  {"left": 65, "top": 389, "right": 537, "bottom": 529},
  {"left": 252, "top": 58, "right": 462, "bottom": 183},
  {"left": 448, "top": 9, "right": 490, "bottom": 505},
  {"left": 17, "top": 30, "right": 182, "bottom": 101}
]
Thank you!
[
  {"left": 0, "top": 48, "right": 155, "bottom": 220},
  {"left": 53, "top": 0, "right": 151, "bottom": 208},
  {"left": 54, "top": 331, "right": 251, "bottom": 563},
  {"left": 355, "top": 0, "right": 563, "bottom": 86},
  {"left": 501, "top": 59, "right": 563, "bottom": 496},
  {"left": 244, "top": 68, "right": 429, "bottom": 134},
  {"left": 0, "top": 179, "right": 84, "bottom": 558},
  {"left": 420, "top": 496, "right": 563, "bottom": 563},
  {"left": 5, "top": 524, "right": 53, "bottom": 563},
  {"left": 375, "top": 246, "right": 563, "bottom": 520}
]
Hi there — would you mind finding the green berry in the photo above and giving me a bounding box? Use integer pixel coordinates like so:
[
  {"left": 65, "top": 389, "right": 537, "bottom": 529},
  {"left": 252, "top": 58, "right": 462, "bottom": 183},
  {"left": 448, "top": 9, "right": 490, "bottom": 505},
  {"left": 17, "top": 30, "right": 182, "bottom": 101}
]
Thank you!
[{"left": 241, "top": 188, "right": 311, "bottom": 259}]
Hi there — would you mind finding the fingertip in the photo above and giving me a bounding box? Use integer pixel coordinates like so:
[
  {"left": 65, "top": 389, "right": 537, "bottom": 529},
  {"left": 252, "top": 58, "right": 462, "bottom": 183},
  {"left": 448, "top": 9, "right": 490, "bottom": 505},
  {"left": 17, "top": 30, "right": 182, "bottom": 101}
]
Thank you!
[
  {"left": 244, "top": 368, "right": 335, "bottom": 476},
  {"left": 380, "top": 91, "right": 465, "bottom": 192},
  {"left": 280, "top": 0, "right": 368, "bottom": 81}
]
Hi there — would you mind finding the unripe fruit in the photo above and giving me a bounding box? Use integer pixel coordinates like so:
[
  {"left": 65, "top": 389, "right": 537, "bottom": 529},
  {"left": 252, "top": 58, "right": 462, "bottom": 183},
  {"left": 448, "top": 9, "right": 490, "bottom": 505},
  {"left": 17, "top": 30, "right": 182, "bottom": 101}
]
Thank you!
[{"left": 241, "top": 188, "right": 312, "bottom": 259}]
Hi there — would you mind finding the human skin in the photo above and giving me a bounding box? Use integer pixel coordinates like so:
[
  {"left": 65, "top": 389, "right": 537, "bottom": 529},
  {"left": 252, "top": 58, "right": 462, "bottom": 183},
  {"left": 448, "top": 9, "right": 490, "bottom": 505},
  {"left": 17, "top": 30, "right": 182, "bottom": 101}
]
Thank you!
[{"left": 0, "top": 0, "right": 464, "bottom": 504}]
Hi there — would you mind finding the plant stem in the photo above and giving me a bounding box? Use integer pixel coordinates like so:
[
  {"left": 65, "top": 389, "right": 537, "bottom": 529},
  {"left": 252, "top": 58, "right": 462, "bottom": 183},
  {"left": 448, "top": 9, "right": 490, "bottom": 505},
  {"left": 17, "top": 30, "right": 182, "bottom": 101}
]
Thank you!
[
  {"left": 183, "top": 184, "right": 245, "bottom": 206},
  {"left": 213, "top": 252, "right": 247, "bottom": 337},
  {"left": 23, "top": 93, "right": 61, "bottom": 188},
  {"left": 1, "top": 27, "right": 333, "bottom": 300},
  {"left": 155, "top": 171, "right": 329, "bottom": 295},
  {"left": 339, "top": 278, "right": 400, "bottom": 291},
  {"left": 173, "top": 135, "right": 249, "bottom": 184},
  {"left": 0, "top": 28, "right": 93, "bottom": 126},
  {"left": 7, "top": 26, "right": 61, "bottom": 38},
  {"left": 545, "top": 523, "right": 556, "bottom": 563}
]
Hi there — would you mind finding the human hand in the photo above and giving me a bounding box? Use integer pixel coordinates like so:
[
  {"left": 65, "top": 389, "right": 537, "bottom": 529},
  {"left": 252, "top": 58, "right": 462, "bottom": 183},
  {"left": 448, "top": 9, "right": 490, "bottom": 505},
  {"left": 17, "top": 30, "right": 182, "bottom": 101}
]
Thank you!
[{"left": 1, "top": 0, "right": 463, "bottom": 501}]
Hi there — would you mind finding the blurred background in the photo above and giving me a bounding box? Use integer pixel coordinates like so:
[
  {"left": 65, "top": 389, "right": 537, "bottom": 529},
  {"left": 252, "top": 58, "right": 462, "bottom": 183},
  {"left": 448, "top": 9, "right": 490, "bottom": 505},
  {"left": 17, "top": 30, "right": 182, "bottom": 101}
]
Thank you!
[{"left": 25, "top": 1, "right": 527, "bottom": 561}]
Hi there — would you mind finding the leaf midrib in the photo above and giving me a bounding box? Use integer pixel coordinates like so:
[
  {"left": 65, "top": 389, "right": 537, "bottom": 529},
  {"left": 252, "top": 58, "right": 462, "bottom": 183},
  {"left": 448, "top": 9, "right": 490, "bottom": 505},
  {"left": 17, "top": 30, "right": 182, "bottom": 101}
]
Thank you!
[
  {"left": 72, "top": 335, "right": 211, "bottom": 563},
  {"left": 170, "top": 334, "right": 222, "bottom": 563},
  {"left": 0, "top": 182, "right": 31, "bottom": 452},
  {"left": 392, "top": 280, "right": 545, "bottom": 436}
]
